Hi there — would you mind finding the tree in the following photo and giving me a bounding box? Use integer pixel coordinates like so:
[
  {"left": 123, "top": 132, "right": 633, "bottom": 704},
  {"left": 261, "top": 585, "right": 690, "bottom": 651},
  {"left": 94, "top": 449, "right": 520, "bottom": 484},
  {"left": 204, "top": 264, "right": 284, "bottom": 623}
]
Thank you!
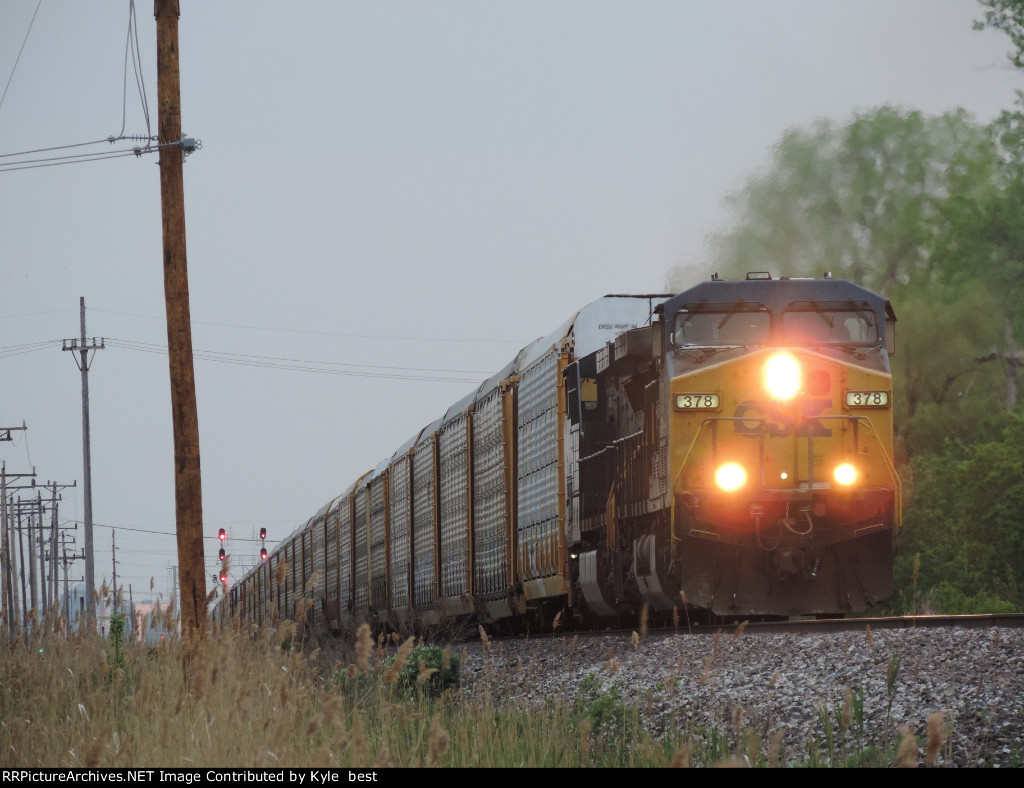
[
  {"left": 930, "top": 111, "right": 1024, "bottom": 411},
  {"left": 668, "top": 106, "right": 989, "bottom": 299},
  {"left": 976, "top": 0, "right": 1024, "bottom": 72},
  {"left": 895, "top": 419, "right": 1024, "bottom": 614}
]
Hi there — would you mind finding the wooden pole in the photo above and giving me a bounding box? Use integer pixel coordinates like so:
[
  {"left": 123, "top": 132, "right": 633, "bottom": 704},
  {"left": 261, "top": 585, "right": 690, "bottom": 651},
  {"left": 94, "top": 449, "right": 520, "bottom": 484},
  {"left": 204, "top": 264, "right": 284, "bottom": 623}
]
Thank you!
[{"left": 155, "top": 0, "right": 207, "bottom": 636}]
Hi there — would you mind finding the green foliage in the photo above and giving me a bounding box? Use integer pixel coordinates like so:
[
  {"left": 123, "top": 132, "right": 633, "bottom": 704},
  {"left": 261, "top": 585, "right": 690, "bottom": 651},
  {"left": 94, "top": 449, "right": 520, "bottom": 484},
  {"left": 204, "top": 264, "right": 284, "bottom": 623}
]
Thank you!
[
  {"left": 570, "top": 673, "right": 640, "bottom": 763},
  {"left": 976, "top": 0, "right": 1024, "bottom": 72},
  {"left": 885, "top": 653, "right": 901, "bottom": 725},
  {"left": 108, "top": 613, "right": 127, "bottom": 670},
  {"left": 896, "top": 420, "right": 1024, "bottom": 614},
  {"left": 384, "top": 644, "right": 461, "bottom": 697}
]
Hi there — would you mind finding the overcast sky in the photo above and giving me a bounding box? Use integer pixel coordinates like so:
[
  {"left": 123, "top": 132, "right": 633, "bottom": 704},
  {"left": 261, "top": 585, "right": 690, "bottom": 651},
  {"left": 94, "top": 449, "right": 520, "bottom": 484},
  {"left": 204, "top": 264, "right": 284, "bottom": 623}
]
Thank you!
[{"left": 0, "top": 1, "right": 1019, "bottom": 608}]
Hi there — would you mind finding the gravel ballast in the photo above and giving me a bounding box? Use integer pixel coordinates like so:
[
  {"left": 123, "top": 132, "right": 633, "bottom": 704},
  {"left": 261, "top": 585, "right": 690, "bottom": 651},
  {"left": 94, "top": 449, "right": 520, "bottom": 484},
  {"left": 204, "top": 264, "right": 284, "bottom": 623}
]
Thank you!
[{"left": 459, "top": 625, "right": 1024, "bottom": 767}]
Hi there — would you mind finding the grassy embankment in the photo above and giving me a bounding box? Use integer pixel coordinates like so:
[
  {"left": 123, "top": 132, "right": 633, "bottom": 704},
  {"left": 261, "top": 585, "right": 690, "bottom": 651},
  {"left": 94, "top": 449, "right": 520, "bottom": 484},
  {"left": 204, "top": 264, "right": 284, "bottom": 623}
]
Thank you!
[{"left": 0, "top": 596, "right": 949, "bottom": 768}]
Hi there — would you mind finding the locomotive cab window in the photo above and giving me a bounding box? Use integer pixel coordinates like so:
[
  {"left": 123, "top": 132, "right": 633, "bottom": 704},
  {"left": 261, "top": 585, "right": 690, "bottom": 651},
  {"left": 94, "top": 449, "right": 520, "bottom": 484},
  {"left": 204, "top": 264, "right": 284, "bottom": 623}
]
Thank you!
[
  {"left": 674, "top": 310, "right": 770, "bottom": 347},
  {"left": 781, "top": 308, "right": 878, "bottom": 346}
]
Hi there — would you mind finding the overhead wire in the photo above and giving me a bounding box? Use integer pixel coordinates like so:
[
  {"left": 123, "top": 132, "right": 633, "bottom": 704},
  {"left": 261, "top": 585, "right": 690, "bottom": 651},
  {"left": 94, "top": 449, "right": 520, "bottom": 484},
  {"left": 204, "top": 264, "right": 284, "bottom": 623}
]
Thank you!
[
  {"left": 0, "top": 339, "right": 61, "bottom": 358},
  {"left": 0, "top": 147, "right": 152, "bottom": 172},
  {"left": 103, "top": 337, "right": 491, "bottom": 382},
  {"left": 119, "top": 0, "right": 151, "bottom": 140},
  {"left": 0, "top": 0, "right": 157, "bottom": 173},
  {"left": 0, "top": 0, "right": 44, "bottom": 116},
  {"left": 91, "top": 307, "right": 527, "bottom": 344}
]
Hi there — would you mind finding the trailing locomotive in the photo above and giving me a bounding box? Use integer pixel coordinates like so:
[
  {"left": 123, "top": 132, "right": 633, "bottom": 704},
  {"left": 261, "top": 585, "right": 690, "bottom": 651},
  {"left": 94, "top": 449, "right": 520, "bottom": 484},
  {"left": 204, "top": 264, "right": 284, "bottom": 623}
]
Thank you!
[{"left": 219, "top": 273, "right": 899, "bottom": 631}]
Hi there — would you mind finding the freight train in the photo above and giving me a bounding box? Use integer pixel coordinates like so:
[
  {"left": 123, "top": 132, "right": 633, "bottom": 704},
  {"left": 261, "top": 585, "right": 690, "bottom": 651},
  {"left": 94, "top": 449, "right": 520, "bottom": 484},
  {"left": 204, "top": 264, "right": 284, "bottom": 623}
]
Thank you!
[{"left": 217, "top": 273, "right": 899, "bottom": 632}]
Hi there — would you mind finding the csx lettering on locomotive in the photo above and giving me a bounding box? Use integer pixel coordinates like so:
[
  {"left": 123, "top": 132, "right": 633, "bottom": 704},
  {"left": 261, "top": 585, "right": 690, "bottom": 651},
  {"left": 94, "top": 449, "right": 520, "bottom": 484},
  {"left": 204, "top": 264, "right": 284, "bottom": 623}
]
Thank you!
[{"left": 732, "top": 399, "right": 833, "bottom": 438}]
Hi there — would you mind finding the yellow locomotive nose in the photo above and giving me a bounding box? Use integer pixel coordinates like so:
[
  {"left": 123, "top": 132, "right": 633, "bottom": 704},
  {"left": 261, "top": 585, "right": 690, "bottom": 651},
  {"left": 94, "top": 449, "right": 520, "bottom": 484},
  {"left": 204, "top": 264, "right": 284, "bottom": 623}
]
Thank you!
[{"left": 764, "top": 353, "right": 801, "bottom": 400}]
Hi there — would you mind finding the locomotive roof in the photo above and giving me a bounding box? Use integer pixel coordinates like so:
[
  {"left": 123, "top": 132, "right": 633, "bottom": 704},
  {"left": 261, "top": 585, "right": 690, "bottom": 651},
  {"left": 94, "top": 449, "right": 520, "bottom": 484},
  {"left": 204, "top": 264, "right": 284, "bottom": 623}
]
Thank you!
[{"left": 665, "top": 276, "right": 888, "bottom": 314}]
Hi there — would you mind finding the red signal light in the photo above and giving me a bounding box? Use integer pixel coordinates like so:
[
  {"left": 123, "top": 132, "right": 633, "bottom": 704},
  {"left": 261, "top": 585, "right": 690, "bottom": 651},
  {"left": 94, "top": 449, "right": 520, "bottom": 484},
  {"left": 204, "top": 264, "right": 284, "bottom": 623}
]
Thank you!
[
  {"left": 259, "top": 527, "right": 267, "bottom": 540},
  {"left": 218, "top": 528, "right": 226, "bottom": 541},
  {"left": 260, "top": 547, "right": 268, "bottom": 561}
]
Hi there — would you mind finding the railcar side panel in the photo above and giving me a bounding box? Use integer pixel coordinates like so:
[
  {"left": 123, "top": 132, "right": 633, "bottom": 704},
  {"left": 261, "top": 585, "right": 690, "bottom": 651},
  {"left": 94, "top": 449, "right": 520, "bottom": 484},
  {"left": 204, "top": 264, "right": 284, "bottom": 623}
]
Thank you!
[
  {"left": 369, "top": 470, "right": 389, "bottom": 613},
  {"left": 311, "top": 511, "right": 326, "bottom": 626},
  {"left": 438, "top": 411, "right": 473, "bottom": 614},
  {"left": 472, "top": 384, "right": 515, "bottom": 609},
  {"left": 338, "top": 492, "right": 354, "bottom": 623},
  {"left": 353, "top": 485, "right": 369, "bottom": 617},
  {"left": 412, "top": 433, "right": 439, "bottom": 622},
  {"left": 388, "top": 453, "right": 413, "bottom": 625},
  {"left": 325, "top": 502, "right": 339, "bottom": 626},
  {"left": 517, "top": 348, "right": 567, "bottom": 598}
]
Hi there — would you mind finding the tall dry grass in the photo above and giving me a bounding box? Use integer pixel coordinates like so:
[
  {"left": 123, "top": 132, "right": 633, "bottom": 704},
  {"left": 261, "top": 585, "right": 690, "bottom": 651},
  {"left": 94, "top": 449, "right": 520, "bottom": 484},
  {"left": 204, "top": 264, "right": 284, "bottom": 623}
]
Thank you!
[{"left": 0, "top": 601, "right": 979, "bottom": 768}]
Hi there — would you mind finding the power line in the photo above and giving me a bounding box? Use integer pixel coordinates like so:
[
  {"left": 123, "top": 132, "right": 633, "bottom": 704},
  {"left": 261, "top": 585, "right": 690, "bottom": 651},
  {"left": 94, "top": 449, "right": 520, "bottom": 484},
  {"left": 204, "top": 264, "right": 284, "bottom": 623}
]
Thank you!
[
  {"left": 0, "top": 308, "right": 525, "bottom": 345},
  {"left": 0, "top": 138, "right": 130, "bottom": 159},
  {"left": 69, "top": 517, "right": 283, "bottom": 545},
  {"left": 119, "top": 0, "right": 151, "bottom": 141},
  {"left": 0, "top": 310, "right": 75, "bottom": 319},
  {"left": 90, "top": 307, "right": 527, "bottom": 344},
  {"left": 0, "top": 340, "right": 61, "bottom": 358},
  {"left": 0, "top": 0, "right": 44, "bottom": 117},
  {"left": 104, "top": 336, "right": 491, "bottom": 379},
  {"left": 0, "top": 1, "right": 157, "bottom": 176},
  {"left": 0, "top": 147, "right": 152, "bottom": 173},
  {"left": 0, "top": 335, "right": 494, "bottom": 380}
]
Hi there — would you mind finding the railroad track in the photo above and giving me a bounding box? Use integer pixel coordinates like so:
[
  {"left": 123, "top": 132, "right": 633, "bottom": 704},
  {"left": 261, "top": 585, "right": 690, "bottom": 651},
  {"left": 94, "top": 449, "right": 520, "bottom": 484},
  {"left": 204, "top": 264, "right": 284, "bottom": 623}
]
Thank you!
[
  {"left": 696, "top": 612, "right": 1024, "bottom": 635},
  {"left": 475, "top": 612, "right": 1024, "bottom": 646}
]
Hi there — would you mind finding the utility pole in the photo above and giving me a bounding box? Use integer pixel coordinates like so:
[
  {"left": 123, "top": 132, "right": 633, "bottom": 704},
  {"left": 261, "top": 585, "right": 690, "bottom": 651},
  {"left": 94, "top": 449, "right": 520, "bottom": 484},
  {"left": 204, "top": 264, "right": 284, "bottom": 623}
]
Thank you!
[
  {"left": 20, "top": 506, "right": 36, "bottom": 619},
  {"left": 48, "top": 483, "right": 58, "bottom": 608},
  {"left": 62, "top": 298, "right": 103, "bottom": 628},
  {"left": 0, "top": 427, "right": 28, "bottom": 638},
  {"left": 1, "top": 463, "right": 10, "bottom": 637},
  {"left": 16, "top": 507, "right": 27, "bottom": 626},
  {"left": 111, "top": 531, "right": 118, "bottom": 614},
  {"left": 35, "top": 493, "right": 47, "bottom": 613},
  {"left": 155, "top": 0, "right": 206, "bottom": 636}
]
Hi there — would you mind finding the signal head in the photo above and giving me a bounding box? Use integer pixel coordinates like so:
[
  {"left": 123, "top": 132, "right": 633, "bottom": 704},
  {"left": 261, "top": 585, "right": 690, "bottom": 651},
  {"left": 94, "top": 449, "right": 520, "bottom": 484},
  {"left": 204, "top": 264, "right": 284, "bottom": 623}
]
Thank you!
[{"left": 218, "top": 528, "right": 226, "bottom": 541}]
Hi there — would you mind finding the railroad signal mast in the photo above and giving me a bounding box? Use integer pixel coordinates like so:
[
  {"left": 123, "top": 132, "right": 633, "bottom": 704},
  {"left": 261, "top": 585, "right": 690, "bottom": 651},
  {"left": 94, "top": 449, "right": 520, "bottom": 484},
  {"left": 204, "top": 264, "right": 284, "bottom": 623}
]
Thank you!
[{"left": 218, "top": 528, "right": 227, "bottom": 585}]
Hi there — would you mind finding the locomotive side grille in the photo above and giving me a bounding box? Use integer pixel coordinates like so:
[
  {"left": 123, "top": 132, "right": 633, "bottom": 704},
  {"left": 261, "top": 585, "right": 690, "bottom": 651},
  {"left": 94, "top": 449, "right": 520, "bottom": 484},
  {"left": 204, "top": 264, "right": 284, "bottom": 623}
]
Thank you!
[{"left": 579, "top": 444, "right": 616, "bottom": 530}]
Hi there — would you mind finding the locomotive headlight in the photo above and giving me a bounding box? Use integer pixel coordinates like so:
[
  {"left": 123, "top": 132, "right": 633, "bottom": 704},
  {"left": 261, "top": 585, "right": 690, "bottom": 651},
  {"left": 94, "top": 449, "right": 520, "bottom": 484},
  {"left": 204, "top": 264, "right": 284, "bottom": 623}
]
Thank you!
[
  {"left": 764, "top": 353, "right": 801, "bottom": 400},
  {"left": 715, "top": 462, "right": 747, "bottom": 492},
  {"left": 833, "top": 463, "right": 858, "bottom": 486}
]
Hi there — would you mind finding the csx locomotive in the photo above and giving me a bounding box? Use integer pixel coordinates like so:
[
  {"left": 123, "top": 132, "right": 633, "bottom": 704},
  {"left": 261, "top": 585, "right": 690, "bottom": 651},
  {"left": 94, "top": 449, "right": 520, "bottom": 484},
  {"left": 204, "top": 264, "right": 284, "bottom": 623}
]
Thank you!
[{"left": 219, "top": 273, "right": 899, "bottom": 631}]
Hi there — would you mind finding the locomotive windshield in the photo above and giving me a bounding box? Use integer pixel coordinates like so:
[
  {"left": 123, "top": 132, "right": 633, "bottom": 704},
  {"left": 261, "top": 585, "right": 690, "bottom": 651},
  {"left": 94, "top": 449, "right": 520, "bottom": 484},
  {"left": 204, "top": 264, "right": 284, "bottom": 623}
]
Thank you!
[
  {"left": 781, "top": 308, "right": 878, "bottom": 346},
  {"left": 674, "top": 310, "right": 770, "bottom": 347}
]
